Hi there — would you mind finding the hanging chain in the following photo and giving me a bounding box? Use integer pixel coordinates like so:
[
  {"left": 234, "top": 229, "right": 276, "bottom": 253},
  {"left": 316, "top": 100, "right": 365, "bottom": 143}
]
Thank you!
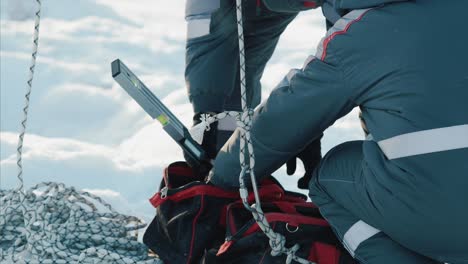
[{"left": 16, "top": 0, "right": 42, "bottom": 194}]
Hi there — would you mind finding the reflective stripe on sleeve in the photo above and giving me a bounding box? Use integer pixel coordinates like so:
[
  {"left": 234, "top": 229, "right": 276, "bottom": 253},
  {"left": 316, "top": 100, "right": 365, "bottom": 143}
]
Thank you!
[
  {"left": 343, "top": 220, "right": 381, "bottom": 257},
  {"left": 315, "top": 8, "right": 372, "bottom": 61},
  {"left": 187, "top": 18, "right": 211, "bottom": 39},
  {"left": 378, "top": 124, "right": 468, "bottom": 160}
]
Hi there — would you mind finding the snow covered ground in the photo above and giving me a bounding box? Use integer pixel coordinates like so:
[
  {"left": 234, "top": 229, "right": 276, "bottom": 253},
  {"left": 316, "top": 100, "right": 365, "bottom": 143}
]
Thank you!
[{"left": 1, "top": 0, "right": 363, "bottom": 225}]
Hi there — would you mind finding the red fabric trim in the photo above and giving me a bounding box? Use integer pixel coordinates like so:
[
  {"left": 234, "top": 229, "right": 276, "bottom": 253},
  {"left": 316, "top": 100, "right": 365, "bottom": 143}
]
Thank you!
[
  {"left": 248, "top": 184, "right": 284, "bottom": 203},
  {"left": 303, "top": 1, "right": 317, "bottom": 8},
  {"left": 243, "top": 213, "right": 329, "bottom": 237},
  {"left": 308, "top": 243, "right": 318, "bottom": 262},
  {"left": 260, "top": 178, "right": 276, "bottom": 185},
  {"left": 228, "top": 206, "right": 238, "bottom": 234},
  {"left": 271, "top": 201, "right": 300, "bottom": 214},
  {"left": 163, "top": 167, "right": 169, "bottom": 187},
  {"left": 283, "top": 194, "right": 308, "bottom": 203},
  {"left": 218, "top": 204, "right": 229, "bottom": 227},
  {"left": 216, "top": 240, "right": 234, "bottom": 256},
  {"left": 312, "top": 242, "right": 340, "bottom": 264},
  {"left": 320, "top": 9, "right": 373, "bottom": 61},
  {"left": 163, "top": 164, "right": 194, "bottom": 188},
  {"left": 168, "top": 166, "right": 193, "bottom": 177},
  {"left": 187, "top": 195, "right": 205, "bottom": 264},
  {"left": 149, "top": 185, "right": 239, "bottom": 208},
  {"left": 150, "top": 181, "right": 288, "bottom": 208}
]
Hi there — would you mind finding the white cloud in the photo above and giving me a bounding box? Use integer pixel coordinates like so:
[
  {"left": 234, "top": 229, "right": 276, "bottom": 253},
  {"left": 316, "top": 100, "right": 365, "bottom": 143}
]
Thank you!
[
  {"left": 261, "top": 63, "right": 292, "bottom": 96},
  {"left": 1, "top": 0, "right": 36, "bottom": 21},
  {"left": 1, "top": 51, "right": 101, "bottom": 73},
  {"left": 115, "top": 119, "right": 191, "bottom": 170},
  {"left": 47, "top": 83, "right": 124, "bottom": 102},
  {"left": 0, "top": 127, "right": 184, "bottom": 172},
  {"left": 332, "top": 108, "right": 362, "bottom": 131},
  {"left": 1, "top": 14, "right": 184, "bottom": 54},
  {"left": 259, "top": 11, "right": 327, "bottom": 99},
  {"left": 276, "top": 11, "right": 326, "bottom": 52},
  {"left": 0, "top": 132, "right": 114, "bottom": 165},
  {"left": 94, "top": 0, "right": 186, "bottom": 40}
]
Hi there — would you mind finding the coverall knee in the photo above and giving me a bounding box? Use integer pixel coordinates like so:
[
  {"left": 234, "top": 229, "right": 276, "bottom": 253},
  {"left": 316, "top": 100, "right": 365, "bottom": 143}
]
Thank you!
[{"left": 308, "top": 141, "right": 444, "bottom": 264}]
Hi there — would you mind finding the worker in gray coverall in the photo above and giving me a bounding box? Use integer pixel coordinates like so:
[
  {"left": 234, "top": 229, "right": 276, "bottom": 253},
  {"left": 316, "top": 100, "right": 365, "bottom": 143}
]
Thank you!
[{"left": 184, "top": 0, "right": 468, "bottom": 263}]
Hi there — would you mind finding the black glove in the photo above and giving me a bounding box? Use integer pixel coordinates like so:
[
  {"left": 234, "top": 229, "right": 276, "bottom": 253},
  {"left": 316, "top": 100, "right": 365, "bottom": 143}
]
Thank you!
[
  {"left": 286, "top": 135, "right": 322, "bottom": 189},
  {"left": 184, "top": 113, "right": 218, "bottom": 178}
]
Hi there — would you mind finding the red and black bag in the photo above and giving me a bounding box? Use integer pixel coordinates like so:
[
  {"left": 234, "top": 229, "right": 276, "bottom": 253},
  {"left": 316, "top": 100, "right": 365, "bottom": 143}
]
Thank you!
[
  {"left": 143, "top": 161, "right": 239, "bottom": 264},
  {"left": 143, "top": 162, "right": 356, "bottom": 264},
  {"left": 203, "top": 201, "right": 356, "bottom": 264}
]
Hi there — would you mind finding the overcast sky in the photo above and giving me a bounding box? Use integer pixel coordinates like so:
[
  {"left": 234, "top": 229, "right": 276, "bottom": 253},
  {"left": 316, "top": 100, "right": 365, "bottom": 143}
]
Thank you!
[{"left": 0, "top": 0, "right": 363, "bottom": 223}]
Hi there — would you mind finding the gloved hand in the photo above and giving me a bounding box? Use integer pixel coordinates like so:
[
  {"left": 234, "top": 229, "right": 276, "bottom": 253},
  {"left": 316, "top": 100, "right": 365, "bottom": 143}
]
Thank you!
[
  {"left": 184, "top": 113, "right": 218, "bottom": 178},
  {"left": 286, "top": 135, "right": 322, "bottom": 189}
]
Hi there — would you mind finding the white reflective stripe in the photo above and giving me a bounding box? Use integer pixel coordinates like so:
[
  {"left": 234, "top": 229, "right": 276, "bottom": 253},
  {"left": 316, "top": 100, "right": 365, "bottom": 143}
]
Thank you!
[
  {"left": 302, "top": 55, "right": 316, "bottom": 69},
  {"left": 315, "top": 8, "right": 371, "bottom": 60},
  {"left": 217, "top": 115, "right": 237, "bottom": 131},
  {"left": 187, "top": 18, "right": 211, "bottom": 39},
  {"left": 378, "top": 124, "right": 468, "bottom": 160},
  {"left": 343, "top": 220, "right": 380, "bottom": 257}
]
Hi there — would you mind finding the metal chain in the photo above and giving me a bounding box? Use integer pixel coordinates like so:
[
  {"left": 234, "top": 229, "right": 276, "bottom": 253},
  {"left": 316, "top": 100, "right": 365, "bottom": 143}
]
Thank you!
[
  {"left": 16, "top": 0, "right": 42, "bottom": 195},
  {"left": 1, "top": 1, "right": 161, "bottom": 263},
  {"left": 0, "top": 182, "right": 162, "bottom": 264},
  {"left": 191, "top": 1, "right": 316, "bottom": 263}
]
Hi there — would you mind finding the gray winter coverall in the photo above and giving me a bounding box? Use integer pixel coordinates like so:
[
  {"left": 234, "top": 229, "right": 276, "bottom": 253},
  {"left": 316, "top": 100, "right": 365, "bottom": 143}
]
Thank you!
[{"left": 184, "top": 0, "right": 468, "bottom": 263}]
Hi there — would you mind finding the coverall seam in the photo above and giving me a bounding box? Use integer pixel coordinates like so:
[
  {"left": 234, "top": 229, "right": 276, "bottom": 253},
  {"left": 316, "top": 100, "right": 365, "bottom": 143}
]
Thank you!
[
  {"left": 319, "top": 179, "right": 355, "bottom": 184},
  {"left": 316, "top": 37, "right": 358, "bottom": 113}
]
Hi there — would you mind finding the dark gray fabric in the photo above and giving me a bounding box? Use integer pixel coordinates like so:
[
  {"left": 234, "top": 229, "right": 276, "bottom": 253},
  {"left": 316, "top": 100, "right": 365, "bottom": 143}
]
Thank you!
[
  {"left": 321, "top": 1, "right": 343, "bottom": 24},
  {"left": 262, "top": 0, "right": 321, "bottom": 13},
  {"left": 185, "top": 0, "right": 298, "bottom": 113},
  {"left": 321, "top": 0, "right": 409, "bottom": 26},
  {"left": 308, "top": 141, "right": 444, "bottom": 264},
  {"left": 335, "top": 0, "right": 408, "bottom": 9},
  {"left": 185, "top": 0, "right": 220, "bottom": 18}
]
